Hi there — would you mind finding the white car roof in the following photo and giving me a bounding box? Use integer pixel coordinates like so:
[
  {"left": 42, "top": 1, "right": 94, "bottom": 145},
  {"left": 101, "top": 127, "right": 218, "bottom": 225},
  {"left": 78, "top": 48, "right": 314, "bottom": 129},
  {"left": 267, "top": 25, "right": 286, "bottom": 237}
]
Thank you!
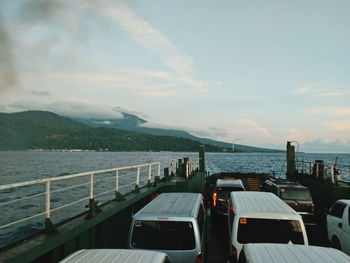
[
  {"left": 59, "top": 249, "right": 169, "bottom": 263},
  {"left": 244, "top": 243, "right": 350, "bottom": 263},
  {"left": 134, "top": 192, "right": 202, "bottom": 219},
  {"left": 231, "top": 191, "right": 300, "bottom": 219},
  {"left": 216, "top": 179, "right": 244, "bottom": 188}
]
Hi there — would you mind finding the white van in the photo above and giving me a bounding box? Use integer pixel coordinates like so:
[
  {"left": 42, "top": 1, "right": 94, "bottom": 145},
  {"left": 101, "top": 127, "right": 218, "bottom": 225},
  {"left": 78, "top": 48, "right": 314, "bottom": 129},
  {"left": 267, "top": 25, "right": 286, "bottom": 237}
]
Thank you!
[
  {"left": 128, "top": 193, "right": 205, "bottom": 263},
  {"left": 327, "top": 199, "right": 350, "bottom": 255},
  {"left": 238, "top": 243, "right": 350, "bottom": 263},
  {"left": 228, "top": 191, "right": 308, "bottom": 262},
  {"left": 59, "top": 249, "right": 172, "bottom": 263}
]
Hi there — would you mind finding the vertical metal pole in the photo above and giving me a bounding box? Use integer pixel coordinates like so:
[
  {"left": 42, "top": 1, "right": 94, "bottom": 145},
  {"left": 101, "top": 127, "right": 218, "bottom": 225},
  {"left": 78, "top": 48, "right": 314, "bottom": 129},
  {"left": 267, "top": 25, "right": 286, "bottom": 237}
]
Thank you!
[
  {"left": 199, "top": 145, "right": 205, "bottom": 173},
  {"left": 309, "top": 163, "right": 312, "bottom": 175},
  {"left": 45, "top": 181, "right": 51, "bottom": 219},
  {"left": 115, "top": 169, "right": 119, "bottom": 192},
  {"left": 90, "top": 173, "right": 94, "bottom": 199},
  {"left": 148, "top": 164, "right": 152, "bottom": 181},
  {"left": 186, "top": 162, "right": 189, "bottom": 178},
  {"left": 136, "top": 167, "right": 140, "bottom": 186}
]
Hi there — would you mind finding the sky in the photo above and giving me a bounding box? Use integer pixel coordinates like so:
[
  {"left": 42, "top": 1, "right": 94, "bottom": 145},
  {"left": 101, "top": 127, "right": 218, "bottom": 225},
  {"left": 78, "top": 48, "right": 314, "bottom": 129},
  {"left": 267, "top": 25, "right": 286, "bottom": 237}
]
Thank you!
[{"left": 0, "top": 0, "right": 350, "bottom": 153}]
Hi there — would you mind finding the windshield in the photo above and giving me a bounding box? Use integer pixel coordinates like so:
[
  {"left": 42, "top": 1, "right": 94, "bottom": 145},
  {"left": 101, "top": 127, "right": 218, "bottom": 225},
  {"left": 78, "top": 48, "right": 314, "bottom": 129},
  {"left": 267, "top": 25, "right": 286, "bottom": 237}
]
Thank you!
[
  {"left": 237, "top": 218, "right": 304, "bottom": 244},
  {"left": 216, "top": 187, "right": 244, "bottom": 196},
  {"left": 131, "top": 220, "right": 196, "bottom": 250},
  {"left": 280, "top": 189, "right": 311, "bottom": 201}
]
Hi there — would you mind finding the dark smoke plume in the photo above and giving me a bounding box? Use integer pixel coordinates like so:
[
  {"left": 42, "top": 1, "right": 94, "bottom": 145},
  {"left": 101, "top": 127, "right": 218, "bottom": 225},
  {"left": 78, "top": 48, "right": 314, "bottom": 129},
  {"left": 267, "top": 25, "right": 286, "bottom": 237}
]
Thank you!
[
  {"left": 0, "top": 17, "right": 18, "bottom": 91},
  {"left": 0, "top": 0, "right": 65, "bottom": 93},
  {"left": 20, "top": 0, "right": 63, "bottom": 22}
]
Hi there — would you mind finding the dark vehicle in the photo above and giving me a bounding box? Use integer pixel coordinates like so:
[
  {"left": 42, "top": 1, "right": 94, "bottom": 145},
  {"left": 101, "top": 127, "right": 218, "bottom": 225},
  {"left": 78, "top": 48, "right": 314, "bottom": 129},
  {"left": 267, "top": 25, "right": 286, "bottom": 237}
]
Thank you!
[
  {"left": 263, "top": 179, "right": 315, "bottom": 224},
  {"left": 211, "top": 179, "right": 245, "bottom": 217}
]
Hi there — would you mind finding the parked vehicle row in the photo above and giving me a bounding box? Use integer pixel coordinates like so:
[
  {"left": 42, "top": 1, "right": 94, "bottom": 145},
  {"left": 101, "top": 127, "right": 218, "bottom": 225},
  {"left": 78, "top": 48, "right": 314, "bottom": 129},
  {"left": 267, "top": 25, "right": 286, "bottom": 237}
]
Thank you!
[{"left": 58, "top": 188, "right": 350, "bottom": 263}]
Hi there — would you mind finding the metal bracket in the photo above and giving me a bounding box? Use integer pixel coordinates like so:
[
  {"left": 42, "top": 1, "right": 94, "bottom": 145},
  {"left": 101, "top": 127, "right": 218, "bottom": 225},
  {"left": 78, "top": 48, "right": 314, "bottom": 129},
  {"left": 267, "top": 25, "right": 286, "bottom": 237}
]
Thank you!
[
  {"left": 115, "top": 191, "right": 125, "bottom": 201},
  {"left": 45, "top": 218, "right": 59, "bottom": 234},
  {"left": 85, "top": 198, "right": 102, "bottom": 219}
]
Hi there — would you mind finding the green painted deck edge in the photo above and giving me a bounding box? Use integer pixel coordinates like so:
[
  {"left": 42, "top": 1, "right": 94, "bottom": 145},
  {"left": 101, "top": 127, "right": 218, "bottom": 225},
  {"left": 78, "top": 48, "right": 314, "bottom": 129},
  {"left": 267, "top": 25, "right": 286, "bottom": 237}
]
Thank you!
[{"left": 2, "top": 172, "right": 205, "bottom": 263}]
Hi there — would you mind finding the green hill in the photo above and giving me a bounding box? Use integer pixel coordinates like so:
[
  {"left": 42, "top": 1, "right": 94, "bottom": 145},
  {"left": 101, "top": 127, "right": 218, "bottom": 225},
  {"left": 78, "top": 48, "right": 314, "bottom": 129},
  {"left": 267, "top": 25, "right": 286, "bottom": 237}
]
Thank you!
[
  {"left": 76, "top": 113, "right": 282, "bottom": 153},
  {"left": 0, "top": 111, "right": 228, "bottom": 152}
]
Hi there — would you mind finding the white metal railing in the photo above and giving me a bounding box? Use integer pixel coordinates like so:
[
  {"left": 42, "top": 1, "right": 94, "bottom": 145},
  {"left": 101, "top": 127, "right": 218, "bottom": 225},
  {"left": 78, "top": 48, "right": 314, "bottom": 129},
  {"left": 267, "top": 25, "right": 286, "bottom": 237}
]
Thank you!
[
  {"left": 0, "top": 162, "right": 161, "bottom": 230},
  {"left": 295, "top": 160, "right": 350, "bottom": 182}
]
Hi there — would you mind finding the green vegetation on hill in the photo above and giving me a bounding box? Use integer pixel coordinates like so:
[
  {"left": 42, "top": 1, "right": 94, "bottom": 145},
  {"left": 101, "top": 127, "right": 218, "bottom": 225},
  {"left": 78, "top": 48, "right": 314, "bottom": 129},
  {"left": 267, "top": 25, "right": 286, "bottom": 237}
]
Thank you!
[
  {"left": 0, "top": 111, "right": 229, "bottom": 152},
  {"left": 76, "top": 113, "right": 283, "bottom": 153}
]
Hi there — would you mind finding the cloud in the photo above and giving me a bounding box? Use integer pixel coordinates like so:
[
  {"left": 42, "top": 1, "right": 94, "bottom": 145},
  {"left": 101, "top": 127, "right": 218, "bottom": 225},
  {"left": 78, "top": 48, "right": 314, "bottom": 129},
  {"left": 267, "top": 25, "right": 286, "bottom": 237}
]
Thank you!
[
  {"left": 0, "top": 16, "right": 18, "bottom": 91},
  {"left": 328, "top": 121, "right": 350, "bottom": 131},
  {"left": 292, "top": 83, "right": 350, "bottom": 97},
  {"left": 234, "top": 119, "right": 271, "bottom": 136},
  {"left": 32, "top": 90, "right": 51, "bottom": 96},
  {"left": 302, "top": 139, "right": 350, "bottom": 153},
  {"left": 333, "top": 107, "right": 350, "bottom": 116},
  {"left": 98, "top": 0, "right": 209, "bottom": 92},
  {"left": 303, "top": 106, "right": 350, "bottom": 118},
  {"left": 6, "top": 99, "right": 124, "bottom": 119},
  {"left": 140, "top": 121, "right": 228, "bottom": 141},
  {"left": 292, "top": 84, "right": 316, "bottom": 94},
  {"left": 51, "top": 71, "right": 179, "bottom": 97}
]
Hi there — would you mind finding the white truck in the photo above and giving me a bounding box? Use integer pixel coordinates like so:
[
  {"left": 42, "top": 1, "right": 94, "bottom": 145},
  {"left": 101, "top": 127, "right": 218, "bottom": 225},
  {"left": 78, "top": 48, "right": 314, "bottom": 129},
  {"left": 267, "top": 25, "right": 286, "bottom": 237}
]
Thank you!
[{"left": 327, "top": 199, "right": 350, "bottom": 255}]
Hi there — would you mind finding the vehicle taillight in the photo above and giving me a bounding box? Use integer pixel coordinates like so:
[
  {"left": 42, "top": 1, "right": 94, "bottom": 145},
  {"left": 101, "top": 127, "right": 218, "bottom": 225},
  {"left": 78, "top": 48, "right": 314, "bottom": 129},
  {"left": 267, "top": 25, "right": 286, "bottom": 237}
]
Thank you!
[
  {"left": 231, "top": 245, "right": 238, "bottom": 262},
  {"left": 213, "top": 192, "right": 217, "bottom": 207},
  {"left": 230, "top": 205, "right": 235, "bottom": 212},
  {"left": 195, "top": 253, "right": 202, "bottom": 263}
]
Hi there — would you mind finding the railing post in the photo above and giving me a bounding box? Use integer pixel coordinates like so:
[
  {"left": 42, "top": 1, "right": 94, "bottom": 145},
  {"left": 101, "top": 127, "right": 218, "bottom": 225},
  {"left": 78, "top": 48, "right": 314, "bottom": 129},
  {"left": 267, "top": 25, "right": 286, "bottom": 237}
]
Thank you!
[
  {"left": 45, "top": 180, "right": 58, "bottom": 234},
  {"left": 86, "top": 173, "right": 101, "bottom": 218},
  {"left": 186, "top": 162, "right": 189, "bottom": 178},
  {"left": 286, "top": 141, "right": 296, "bottom": 179},
  {"left": 90, "top": 173, "right": 94, "bottom": 199},
  {"left": 135, "top": 167, "right": 140, "bottom": 193},
  {"left": 154, "top": 162, "right": 161, "bottom": 185},
  {"left": 45, "top": 181, "right": 51, "bottom": 219},
  {"left": 199, "top": 145, "right": 205, "bottom": 173},
  {"left": 147, "top": 164, "right": 152, "bottom": 187},
  {"left": 115, "top": 169, "right": 124, "bottom": 201}
]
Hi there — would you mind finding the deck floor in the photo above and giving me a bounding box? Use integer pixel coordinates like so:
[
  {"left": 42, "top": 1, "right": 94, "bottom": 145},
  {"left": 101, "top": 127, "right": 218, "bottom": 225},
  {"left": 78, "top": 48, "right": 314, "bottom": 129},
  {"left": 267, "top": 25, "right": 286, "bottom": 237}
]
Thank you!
[{"left": 206, "top": 213, "right": 229, "bottom": 263}]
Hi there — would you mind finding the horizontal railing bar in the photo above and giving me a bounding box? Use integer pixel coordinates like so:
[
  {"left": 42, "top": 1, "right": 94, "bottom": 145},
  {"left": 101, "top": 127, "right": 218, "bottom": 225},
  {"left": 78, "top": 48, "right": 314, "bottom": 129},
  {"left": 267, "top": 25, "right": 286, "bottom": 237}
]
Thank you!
[
  {"left": 0, "top": 191, "right": 46, "bottom": 207},
  {"left": 118, "top": 181, "right": 136, "bottom": 189},
  {"left": 93, "top": 176, "right": 116, "bottom": 184},
  {"left": 50, "top": 197, "right": 89, "bottom": 213},
  {"left": 0, "top": 212, "right": 45, "bottom": 230},
  {"left": 0, "top": 162, "right": 160, "bottom": 190},
  {"left": 94, "top": 189, "right": 115, "bottom": 198},
  {"left": 139, "top": 177, "right": 150, "bottom": 182},
  {"left": 51, "top": 182, "right": 90, "bottom": 194}
]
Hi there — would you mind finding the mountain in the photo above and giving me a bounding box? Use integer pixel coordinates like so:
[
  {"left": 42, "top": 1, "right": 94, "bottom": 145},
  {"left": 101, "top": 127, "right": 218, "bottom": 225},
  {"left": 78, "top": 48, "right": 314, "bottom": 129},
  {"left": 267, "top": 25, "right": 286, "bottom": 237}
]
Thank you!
[
  {"left": 75, "top": 113, "right": 282, "bottom": 153},
  {"left": 0, "top": 111, "right": 228, "bottom": 152}
]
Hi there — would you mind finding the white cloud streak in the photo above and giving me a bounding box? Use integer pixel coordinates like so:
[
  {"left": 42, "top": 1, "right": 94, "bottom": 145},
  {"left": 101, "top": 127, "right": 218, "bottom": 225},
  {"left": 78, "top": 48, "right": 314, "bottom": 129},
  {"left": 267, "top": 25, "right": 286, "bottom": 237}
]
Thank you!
[
  {"left": 99, "top": 0, "right": 208, "bottom": 91},
  {"left": 6, "top": 99, "right": 124, "bottom": 119},
  {"left": 292, "top": 83, "right": 350, "bottom": 97},
  {"left": 328, "top": 121, "right": 350, "bottom": 131}
]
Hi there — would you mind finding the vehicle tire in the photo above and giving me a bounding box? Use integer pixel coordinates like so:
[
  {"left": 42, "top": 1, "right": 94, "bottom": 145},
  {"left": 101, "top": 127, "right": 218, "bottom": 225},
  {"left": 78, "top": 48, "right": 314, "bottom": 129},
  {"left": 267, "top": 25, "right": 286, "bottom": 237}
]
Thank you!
[{"left": 332, "top": 237, "right": 342, "bottom": 250}]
